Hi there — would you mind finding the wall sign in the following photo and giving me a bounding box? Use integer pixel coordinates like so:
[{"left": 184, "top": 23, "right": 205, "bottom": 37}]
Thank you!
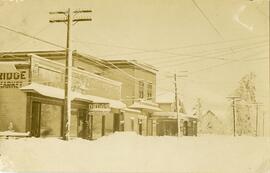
[
  {"left": 0, "top": 71, "right": 28, "bottom": 88},
  {"left": 89, "top": 103, "right": 110, "bottom": 112}
]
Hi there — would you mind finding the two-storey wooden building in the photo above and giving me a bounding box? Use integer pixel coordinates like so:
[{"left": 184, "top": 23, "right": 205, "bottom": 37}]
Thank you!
[{"left": 0, "top": 51, "right": 125, "bottom": 139}]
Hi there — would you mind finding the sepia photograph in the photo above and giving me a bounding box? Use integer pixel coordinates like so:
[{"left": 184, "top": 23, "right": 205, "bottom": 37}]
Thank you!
[{"left": 0, "top": 0, "right": 269, "bottom": 173}]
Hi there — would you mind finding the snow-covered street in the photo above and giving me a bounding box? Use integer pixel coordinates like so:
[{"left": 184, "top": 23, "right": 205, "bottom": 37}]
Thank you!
[{"left": 0, "top": 132, "right": 270, "bottom": 173}]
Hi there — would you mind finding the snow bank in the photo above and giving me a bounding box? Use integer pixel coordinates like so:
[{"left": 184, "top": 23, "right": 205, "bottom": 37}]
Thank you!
[{"left": 0, "top": 132, "right": 270, "bottom": 173}]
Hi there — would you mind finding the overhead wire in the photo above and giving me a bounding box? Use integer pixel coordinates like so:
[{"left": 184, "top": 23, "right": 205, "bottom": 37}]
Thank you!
[
  {"left": 1, "top": 24, "right": 53, "bottom": 52},
  {"left": 0, "top": 24, "right": 65, "bottom": 49},
  {"left": 154, "top": 43, "right": 269, "bottom": 68}
]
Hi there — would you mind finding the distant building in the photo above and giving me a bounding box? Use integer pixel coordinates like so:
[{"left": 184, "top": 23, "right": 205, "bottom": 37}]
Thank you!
[
  {"left": 152, "top": 101, "right": 198, "bottom": 136},
  {"left": 198, "top": 110, "right": 224, "bottom": 134}
]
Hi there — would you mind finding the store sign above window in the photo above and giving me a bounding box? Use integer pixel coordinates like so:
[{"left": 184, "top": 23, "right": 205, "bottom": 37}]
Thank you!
[
  {"left": 89, "top": 103, "right": 110, "bottom": 112},
  {"left": 0, "top": 70, "right": 28, "bottom": 89}
]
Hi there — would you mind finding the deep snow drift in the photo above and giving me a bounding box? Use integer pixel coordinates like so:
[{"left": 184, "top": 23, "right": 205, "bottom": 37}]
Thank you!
[{"left": 0, "top": 132, "right": 270, "bottom": 173}]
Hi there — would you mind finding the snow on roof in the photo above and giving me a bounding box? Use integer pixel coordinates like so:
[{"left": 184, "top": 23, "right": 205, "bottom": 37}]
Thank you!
[
  {"left": 129, "top": 101, "right": 162, "bottom": 112},
  {"left": 122, "top": 108, "right": 142, "bottom": 114},
  {"left": 20, "top": 83, "right": 126, "bottom": 109},
  {"left": 21, "top": 83, "right": 64, "bottom": 99},
  {"left": 153, "top": 111, "right": 197, "bottom": 119}
]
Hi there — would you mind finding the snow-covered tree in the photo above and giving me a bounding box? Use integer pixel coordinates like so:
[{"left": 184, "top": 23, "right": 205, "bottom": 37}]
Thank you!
[
  {"left": 192, "top": 98, "right": 202, "bottom": 117},
  {"left": 234, "top": 72, "right": 256, "bottom": 136},
  {"left": 179, "top": 99, "right": 186, "bottom": 113}
]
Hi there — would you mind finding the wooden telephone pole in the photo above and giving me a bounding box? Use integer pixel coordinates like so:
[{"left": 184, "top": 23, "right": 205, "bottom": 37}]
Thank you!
[
  {"left": 252, "top": 102, "right": 263, "bottom": 136},
  {"left": 227, "top": 96, "right": 240, "bottom": 136},
  {"left": 171, "top": 71, "right": 187, "bottom": 137},
  {"left": 49, "top": 8, "right": 92, "bottom": 140}
]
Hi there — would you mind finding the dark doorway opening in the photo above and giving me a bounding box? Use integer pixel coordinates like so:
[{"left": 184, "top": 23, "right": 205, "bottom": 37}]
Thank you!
[
  {"left": 31, "top": 101, "right": 41, "bottom": 137},
  {"left": 138, "top": 119, "right": 143, "bottom": 135},
  {"left": 113, "top": 113, "right": 120, "bottom": 132},
  {"left": 101, "top": 115, "right": 105, "bottom": 136},
  {"left": 78, "top": 109, "right": 89, "bottom": 139}
]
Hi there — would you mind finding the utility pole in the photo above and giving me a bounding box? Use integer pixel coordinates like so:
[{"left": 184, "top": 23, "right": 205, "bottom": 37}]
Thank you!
[
  {"left": 174, "top": 74, "right": 180, "bottom": 137},
  {"left": 262, "top": 111, "right": 265, "bottom": 136},
  {"left": 49, "top": 8, "right": 92, "bottom": 140},
  {"left": 227, "top": 96, "right": 240, "bottom": 136},
  {"left": 169, "top": 71, "right": 188, "bottom": 137},
  {"left": 253, "top": 102, "right": 262, "bottom": 137}
]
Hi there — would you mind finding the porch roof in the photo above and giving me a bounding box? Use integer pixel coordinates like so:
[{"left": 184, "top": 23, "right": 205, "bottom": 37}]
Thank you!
[
  {"left": 20, "top": 82, "right": 126, "bottom": 109},
  {"left": 152, "top": 112, "right": 197, "bottom": 120},
  {"left": 129, "top": 101, "right": 162, "bottom": 112}
]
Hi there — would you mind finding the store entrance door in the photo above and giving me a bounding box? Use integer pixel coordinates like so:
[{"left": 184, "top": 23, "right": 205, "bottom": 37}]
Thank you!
[
  {"left": 31, "top": 101, "right": 41, "bottom": 137},
  {"left": 78, "top": 109, "right": 90, "bottom": 139}
]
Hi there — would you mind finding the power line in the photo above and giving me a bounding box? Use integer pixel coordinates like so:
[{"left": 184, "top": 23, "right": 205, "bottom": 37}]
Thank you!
[
  {"left": 191, "top": 0, "right": 223, "bottom": 39},
  {"left": 188, "top": 50, "right": 268, "bottom": 75},
  {"left": 0, "top": 24, "right": 65, "bottom": 49},
  {"left": 77, "top": 51, "right": 175, "bottom": 93},
  {"left": 73, "top": 34, "right": 268, "bottom": 58},
  {"left": 2, "top": 24, "right": 53, "bottom": 52},
  {"left": 73, "top": 37, "right": 268, "bottom": 69},
  {"left": 154, "top": 43, "right": 268, "bottom": 68}
]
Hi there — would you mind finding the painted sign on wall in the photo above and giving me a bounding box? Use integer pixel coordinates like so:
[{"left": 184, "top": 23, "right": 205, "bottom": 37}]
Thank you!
[
  {"left": 89, "top": 103, "right": 110, "bottom": 112},
  {"left": 0, "top": 70, "right": 28, "bottom": 88}
]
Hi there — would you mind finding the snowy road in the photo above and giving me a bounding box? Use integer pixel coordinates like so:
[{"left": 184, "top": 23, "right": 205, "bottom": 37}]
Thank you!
[{"left": 0, "top": 132, "right": 270, "bottom": 173}]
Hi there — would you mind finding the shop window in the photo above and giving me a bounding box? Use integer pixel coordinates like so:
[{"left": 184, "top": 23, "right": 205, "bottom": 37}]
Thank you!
[
  {"left": 40, "top": 104, "right": 62, "bottom": 137},
  {"left": 139, "top": 81, "right": 144, "bottom": 99},
  {"left": 147, "top": 83, "right": 152, "bottom": 100}
]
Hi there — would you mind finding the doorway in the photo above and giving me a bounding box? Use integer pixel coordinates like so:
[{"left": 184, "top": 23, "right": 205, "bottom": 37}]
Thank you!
[{"left": 31, "top": 101, "right": 41, "bottom": 137}]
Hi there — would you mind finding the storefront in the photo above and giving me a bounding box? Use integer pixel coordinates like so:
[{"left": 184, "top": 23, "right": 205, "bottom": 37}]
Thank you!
[
  {"left": 0, "top": 54, "right": 126, "bottom": 139},
  {"left": 129, "top": 100, "right": 162, "bottom": 136},
  {"left": 151, "top": 112, "right": 198, "bottom": 136}
]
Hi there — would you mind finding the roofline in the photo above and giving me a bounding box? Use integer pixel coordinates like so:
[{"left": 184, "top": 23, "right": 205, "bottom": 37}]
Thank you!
[
  {"left": 105, "top": 59, "right": 158, "bottom": 74},
  {"left": 0, "top": 50, "right": 66, "bottom": 57},
  {"left": 0, "top": 50, "right": 159, "bottom": 73}
]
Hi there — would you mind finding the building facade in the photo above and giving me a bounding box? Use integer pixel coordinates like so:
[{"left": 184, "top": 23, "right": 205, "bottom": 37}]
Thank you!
[
  {"left": 0, "top": 51, "right": 125, "bottom": 139},
  {"left": 0, "top": 50, "right": 197, "bottom": 138},
  {"left": 102, "top": 60, "right": 161, "bottom": 136},
  {"left": 153, "top": 102, "right": 198, "bottom": 136}
]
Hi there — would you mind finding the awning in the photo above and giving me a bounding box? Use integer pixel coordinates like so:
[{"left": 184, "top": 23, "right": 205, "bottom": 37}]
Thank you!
[
  {"left": 20, "top": 83, "right": 126, "bottom": 109},
  {"left": 129, "top": 101, "right": 162, "bottom": 112},
  {"left": 74, "top": 94, "right": 126, "bottom": 109},
  {"left": 122, "top": 108, "right": 142, "bottom": 114},
  {"left": 21, "top": 83, "right": 64, "bottom": 99}
]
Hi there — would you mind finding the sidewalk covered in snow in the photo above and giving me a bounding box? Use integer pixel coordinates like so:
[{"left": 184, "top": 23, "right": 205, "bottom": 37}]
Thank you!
[{"left": 1, "top": 132, "right": 270, "bottom": 173}]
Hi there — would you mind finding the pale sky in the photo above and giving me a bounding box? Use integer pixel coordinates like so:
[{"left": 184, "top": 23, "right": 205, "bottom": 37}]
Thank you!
[{"left": 0, "top": 0, "right": 269, "bottom": 133}]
